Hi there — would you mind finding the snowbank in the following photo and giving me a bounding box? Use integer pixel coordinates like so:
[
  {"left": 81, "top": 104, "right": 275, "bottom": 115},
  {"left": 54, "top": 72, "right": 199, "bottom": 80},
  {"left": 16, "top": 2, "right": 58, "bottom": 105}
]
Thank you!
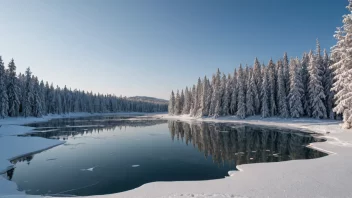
[{"left": 1, "top": 113, "right": 352, "bottom": 198}]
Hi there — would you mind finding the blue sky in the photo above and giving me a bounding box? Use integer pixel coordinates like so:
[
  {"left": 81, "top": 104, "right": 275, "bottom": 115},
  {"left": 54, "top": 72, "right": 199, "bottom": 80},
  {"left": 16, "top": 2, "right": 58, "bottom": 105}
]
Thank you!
[{"left": 0, "top": 0, "right": 348, "bottom": 99}]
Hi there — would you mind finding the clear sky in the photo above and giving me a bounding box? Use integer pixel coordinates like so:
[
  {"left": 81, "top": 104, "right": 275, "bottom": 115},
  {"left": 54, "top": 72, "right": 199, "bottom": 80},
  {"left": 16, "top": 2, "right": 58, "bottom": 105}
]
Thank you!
[{"left": 0, "top": 0, "right": 348, "bottom": 99}]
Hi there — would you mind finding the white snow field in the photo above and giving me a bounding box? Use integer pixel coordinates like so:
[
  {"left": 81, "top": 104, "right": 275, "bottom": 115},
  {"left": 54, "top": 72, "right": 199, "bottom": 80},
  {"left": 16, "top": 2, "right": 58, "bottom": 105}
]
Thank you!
[{"left": 1, "top": 113, "right": 352, "bottom": 198}]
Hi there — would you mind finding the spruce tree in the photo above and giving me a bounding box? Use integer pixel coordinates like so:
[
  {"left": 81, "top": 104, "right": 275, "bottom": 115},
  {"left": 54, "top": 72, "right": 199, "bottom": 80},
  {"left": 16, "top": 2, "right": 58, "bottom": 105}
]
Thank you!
[
  {"left": 7, "top": 59, "right": 20, "bottom": 117},
  {"left": 277, "top": 60, "right": 289, "bottom": 118},
  {"left": 236, "top": 65, "right": 246, "bottom": 119},
  {"left": 230, "top": 69, "right": 238, "bottom": 115},
  {"left": 308, "top": 46, "right": 326, "bottom": 119},
  {"left": 288, "top": 58, "right": 304, "bottom": 118},
  {"left": 175, "top": 90, "right": 181, "bottom": 115},
  {"left": 253, "top": 58, "right": 262, "bottom": 114},
  {"left": 331, "top": 1, "right": 352, "bottom": 128},
  {"left": 23, "top": 67, "right": 33, "bottom": 117},
  {"left": 32, "top": 77, "right": 43, "bottom": 117},
  {"left": 268, "top": 59, "right": 277, "bottom": 116},
  {"left": 322, "top": 49, "right": 334, "bottom": 119},
  {"left": 246, "top": 69, "right": 255, "bottom": 116},
  {"left": 0, "top": 56, "right": 8, "bottom": 118},
  {"left": 261, "top": 66, "right": 270, "bottom": 118},
  {"left": 168, "top": 91, "right": 175, "bottom": 115},
  {"left": 300, "top": 52, "right": 310, "bottom": 116}
]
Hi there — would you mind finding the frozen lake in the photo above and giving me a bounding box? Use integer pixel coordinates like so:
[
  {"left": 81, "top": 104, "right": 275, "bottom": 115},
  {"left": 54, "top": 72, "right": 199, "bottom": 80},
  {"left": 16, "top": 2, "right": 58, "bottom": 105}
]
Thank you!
[{"left": 4, "top": 115, "right": 327, "bottom": 196}]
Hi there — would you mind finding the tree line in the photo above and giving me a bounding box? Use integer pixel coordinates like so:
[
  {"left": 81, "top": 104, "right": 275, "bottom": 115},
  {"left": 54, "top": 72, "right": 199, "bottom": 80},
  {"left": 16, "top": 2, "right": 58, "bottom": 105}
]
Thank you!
[
  {"left": 168, "top": 1, "right": 352, "bottom": 129},
  {"left": 0, "top": 57, "right": 167, "bottom": 118},
  {"left": 169, "top": 40, "right": 333, "bottom": 120}
]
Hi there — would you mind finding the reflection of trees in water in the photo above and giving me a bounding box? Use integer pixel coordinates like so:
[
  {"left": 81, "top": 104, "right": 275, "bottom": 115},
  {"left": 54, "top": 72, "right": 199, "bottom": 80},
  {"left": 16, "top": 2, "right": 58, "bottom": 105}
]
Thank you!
[
  {"left": 6, "top": 168, "right": 14, "bottom": 180},
  {"left": 22, "top": 118, "right": 167, "bottom": 140},
  {"left": 168, "top": 121, "right": 327, "bottom": 166}
]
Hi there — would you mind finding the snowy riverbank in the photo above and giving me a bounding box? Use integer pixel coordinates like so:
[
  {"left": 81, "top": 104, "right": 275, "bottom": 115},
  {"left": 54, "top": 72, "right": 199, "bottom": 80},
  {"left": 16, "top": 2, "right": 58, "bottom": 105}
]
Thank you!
[{"left": 1, "top": 113, "right": 352, "bottom": 198}]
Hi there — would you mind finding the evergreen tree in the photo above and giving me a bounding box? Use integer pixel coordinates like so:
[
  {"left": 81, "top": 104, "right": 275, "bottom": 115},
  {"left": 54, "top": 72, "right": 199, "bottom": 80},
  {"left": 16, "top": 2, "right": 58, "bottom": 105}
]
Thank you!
[
  {"left": 0, "top": 56, "right": 8, "bottom": 118},
  {"left": 300, "top": 52, "right": 310, "bottom": 116},
  {"left": 212, "top": 69, "right": 221, "bottom": 117},
  {"left": 174, "top": 90, "right": 181, "bottom": 115},
  {"left": 7, "top": 59, "right": 20, "bottom": 117},
  {"left": 283, "top": 52, "right": 290, "bottom": 94},
  {"left": 268, "top": 59, "right": 277, "bottom": 116},
  {"left": 253, "top": 58, "right": 262, "bottom": 113},
  {"left": 331, "top": 1, "right": 352, "bottom": 128},
  {"left": 230, "top": 69, "right": 238, "bottom": 115},
  {"left": 23, "top": 67, "right": 33, "bottom": 117},
  {"left": 322, "top": 49, "right": 334, "bottom": 119},
  {"left": 289, "top": 58, "right": 304, "bottom": 118},
  {"left": 182, "top": 87, "right": 190, "bottom": 114},
  {"left": 308, "top": 46, "right": 326, "bottom": 119},
  {"left": 222, "top": 74, "right": 231, "bottom": 115},
  {"left": 168, "top": 90, "right": 175, "bottom": 115},
  {"left": 246, "top": 69, "right": 255, "bottom": 116},
  {"left": 277, "top": 60, "right": 289, "bottom": 118},
  {"left": 32, "top": 77, "right": 42, "bottom": 117},
  {"left": 180, "top": 89, "right": 185, "bottom": 114},
  {"left": 236, "top": 65, "right": 246, "bottom": 119},
  {"left": 261, "top": 66, "right": 270, "bottom": 118},
  {"left": 200, "top": 76, "right": 209, "bottom": 116}
]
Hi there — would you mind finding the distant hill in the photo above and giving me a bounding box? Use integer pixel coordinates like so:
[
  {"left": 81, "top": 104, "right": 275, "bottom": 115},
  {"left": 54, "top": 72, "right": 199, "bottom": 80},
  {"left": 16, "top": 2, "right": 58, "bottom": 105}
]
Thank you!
[{"left": 128, "top": 96, "right": 168, "bottom": 104}]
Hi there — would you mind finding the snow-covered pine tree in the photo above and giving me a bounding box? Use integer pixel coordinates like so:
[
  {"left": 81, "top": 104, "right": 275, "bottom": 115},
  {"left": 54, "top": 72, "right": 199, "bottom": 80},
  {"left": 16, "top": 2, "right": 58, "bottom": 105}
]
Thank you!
[
  {"left": 246, "top": 69, "right": 255, "bottom": 116},
  {"left": 191, "top": 78, "right": 202, "bottom": 117},
  {"left": 55, "top": 87, "right": 62, "bottom": 114},
  {"left": 331, "top": 1, "right": 352, "bottom": 128},
  {"left": 0, "top": 56, "right": 9, "bottom": 118},
  {"left": 32, "top": 77, "right": 42, "bottom": 117},
  {"left": 175, "top": 90, "right": 181, "bottom": 115},
  {"left": 236, "top": 65, "right": 246, "bottom": 119},
  {"left": 180, "top": 89, "right": 185, "bottom": 114},
  {"left": 40, "top": 80, "right": 46, "bottom": 115},
  {"left": 205, "top": 77, "right": 212, "bottom": 116},
  {"left": 7, "top": 59, "right": 20, "bottom": 117},
  {"left": 283, "top": 52, "right": 290, "bottom": 94},
  {"left": 288, "top": 58, "right": 304, "bottom": 118},
  {"left": 200, "top": 76, "right": 209, "bottom": 116},
  {"left": 322, "top": 49, "right": 334, "bottom": 119},
  {"left": 268, "top": 59, "right": 277, "bottom": 116},
  {"left": 308, "top": 47, "right": 327, "bottom": 119},
  {"left": 23, "top": 67, "right": 33, "bottom": 117},
  {"left": 230, "top": 69, "right": 238, "bottom": 115},
  {"left": 212, "top": 69, "right": 221, "bottom": 117},
  {"left": 0, "top": 56, "right": 8, "bottom": 118},
  {"left": 277, "top": 60, "right": 289, "bottom": 118},
  {"left": 261, "top": 66, "right": 270, "bottom": 118},
  {"left": 223, "top": 74, "right": 232, "bottom": 115},
  {"left": 182, "top": 87, "right": 190, "bottom": 114},
  {"left": 168, "top": 90, "right": 175, "bottom": 115},
  {"left": 219, "top": 74, "right": 229, "bottom": 115},
  {"left": 253, "top": 58, "right": 262, "bottom": 114},
  {"left": 300, "top": 52, "right": 310, "bottom": 116}
]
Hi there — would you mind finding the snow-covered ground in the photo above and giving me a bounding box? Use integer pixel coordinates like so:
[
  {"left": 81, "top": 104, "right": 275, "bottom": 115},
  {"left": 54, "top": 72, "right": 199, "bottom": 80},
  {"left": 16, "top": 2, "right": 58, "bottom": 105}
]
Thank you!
[{"left": 1, "top": 113, "right": 352, "bottom": 198}]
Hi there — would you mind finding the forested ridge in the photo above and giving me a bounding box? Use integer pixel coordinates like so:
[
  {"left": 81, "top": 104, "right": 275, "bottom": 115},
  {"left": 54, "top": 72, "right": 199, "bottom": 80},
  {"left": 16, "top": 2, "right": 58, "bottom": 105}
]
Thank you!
[
  {"left": 168, "top": 42, "right": 333, "bottom": 120},
  {"left": 0, "top": 57, "right": 167, "bottom": 118}
]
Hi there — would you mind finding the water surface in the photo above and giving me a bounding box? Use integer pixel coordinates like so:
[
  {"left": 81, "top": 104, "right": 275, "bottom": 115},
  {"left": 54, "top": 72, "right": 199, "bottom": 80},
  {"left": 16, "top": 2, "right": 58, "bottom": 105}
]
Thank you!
[{"left": 5, "top": 116, "right": 327, "bottom": 196}]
